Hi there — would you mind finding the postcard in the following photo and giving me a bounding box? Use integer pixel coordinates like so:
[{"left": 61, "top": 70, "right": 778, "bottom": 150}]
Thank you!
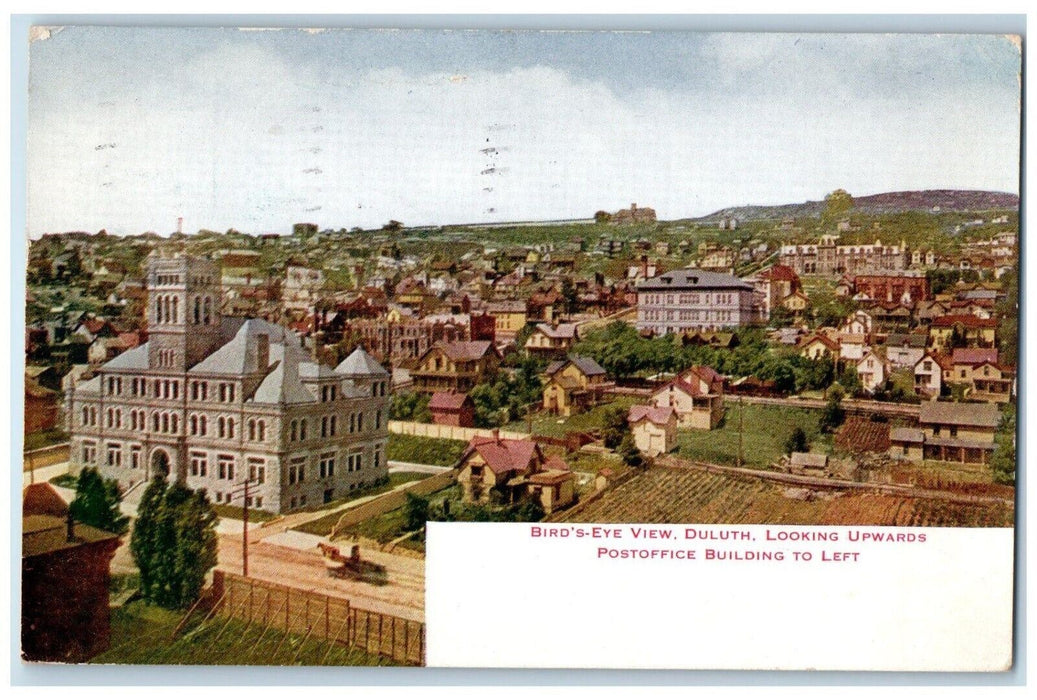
[{"left": 19, "top": 25, "right": 1020, "bottom": 673}]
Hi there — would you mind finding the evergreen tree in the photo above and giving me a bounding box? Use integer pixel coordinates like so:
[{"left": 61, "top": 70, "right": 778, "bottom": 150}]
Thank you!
[
  {"left": 991, "top": 407, "right": 1016, "bottom": 486},
  {"left": 784, "top": 427, "right": 809, "bottom": 455},
  {"left": 130, "top": 476, "right": 218, "bottom": 609},
  {"left": 69, "top": 466, "right": 129, "bottom": 535}
]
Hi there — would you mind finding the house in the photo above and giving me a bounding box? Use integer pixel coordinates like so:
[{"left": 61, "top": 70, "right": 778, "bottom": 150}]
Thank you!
[
  {"left": 929, "top": 315, "right": 997, "bottom": 350},
  {"left": 949, "top": 348, "right": 1013, "bottom": 403},
  {"left": 454, "top": 433, "right": 575, "bottom": 513},
  {"left": 913, "top": 352, "right": 947, "bottom": 398},
  {"left": 411, "top": 341, "right": 501, "bottom": 394},
  {"left": 541, "top": 356, "right": 612, "bottom": 417},
  {"left": 839, "top": 310, "right": 874, "bottom": 336},
  {"left": 612, "top": 202, "right": 657, "bottom": 225},
  {"left": 22, "top": 483, "right": 121, "bottom": 662},
  {"left": 781, "top": 291, "right": 811, "bottom": 314},
  {"left": 855, "top": 349, "right": 887, "bottom": 394},
  {"left": 799, "top": 333, "right": 840, "bottom": 361},
  {"left": 747, "top": 264, "right": 801, "bottom": 318},
  {"left": 66, "top": 255, "right": 391, "bottom": 514},
  {"left": 889, "top": 401, "right": 1000, "bottom": 464},
  {"left": 837, "top": 333, "right": 869, "bottom": 364},
  {"left": 485, "top": 301, "right": 528, "bottom": 339},
  {"left": 627, "top": 405, "right": 677, "bottom": 457},
  {"left": 649, "top": 366, "right": 724, "bottom": 429},
  {"left": 429, "top": 391, "right": 475, "bottom": 427},
  {"left": 87, "top": 331, "right": 143, "bottom": 365},
  {"left": 524, "top": 322, "right": 579, "bottom": 358},
  {"left": 883, "top": 334, "right": 928, "bottom": 370}
]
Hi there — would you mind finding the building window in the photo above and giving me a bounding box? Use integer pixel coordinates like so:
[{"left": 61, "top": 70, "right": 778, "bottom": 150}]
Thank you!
[
  {"left": 190, "top": 452, "right": 208, "bottom": 477},
  {"left": 248, "top": 457, "right": 266, "bottom": 484},
  {"left": 357, "top": 413, "right": 364, "bottom": 432},
  {"left": 375, "top": 410, "right": 382, "bottom": 430},
  {"left": 218, "top": 417, "right": 226, "bottom": 438},
  {"left": 257, "top": 420, "right": 265, "bottom": 441},
  {"left": 130, "top": 446, "right": 141, "bottom": 470},
  {"left": 348, "top": 451, "right": 362, "bottom": 472},
  {"left": 290, "top": 420, "right": 298, "bottom": 441},
  {"left": 299, "top": 419, "right": 307, "bottom": 440},
  {"left": 106, "top": 443, "right": 122, "bottom": 467},
  {"left": 248, "top": 419, "right": 257, "bottom": 441},
  {"left": 82, "top": 441, "right": 96, "bottom": 465},
  {"left": 321, "top": 416, "right": 329, "bottom": 438},
  {"left": 218, "top": 454, "right": 235, "bottom": 481},
  {"left": 329, "top": 416, "right": 336, "bottom": 436},
  {"left": 199, "top": 415, "right": 207, "bottom": 436},
  {"left": 319, "top": 452, "right": 335, "bottom": 478},
  {"left": 289, "top": 456, "right": 306, "bottom": 485}
]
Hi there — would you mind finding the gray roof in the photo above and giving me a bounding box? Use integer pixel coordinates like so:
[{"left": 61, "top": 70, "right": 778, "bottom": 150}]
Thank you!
[
  {"left": 637, "top": 268, "right": 752, "bottom": 292},
  {"left": 251, "top": 343, "right": 316, "bottom": 405},
  {"left": 335, "top": 346, "right": 390, "bottom": 377},
  {"left": 102, "top": 342, "right": 150, "bottom": 371},
  {"left": 890, "top": 428, "right": 925, "bottom": 444},
  {"left": 885, "top": 334, "right": 927, "bottom": 348},
  {"left": 74, "top": 375, "right": 101, "bottom": 395},
  {"left": 545, "top": 356, "right": 607, "bottom": 378},
  {"left": 790, "top": 452, "right": 828, "bottom": 468},
  {"left": 189, "top": 318, "right": 288, "bottom": 375},
  {"left": 919, "top": 401, "right": 1001, "bottom": 429}
]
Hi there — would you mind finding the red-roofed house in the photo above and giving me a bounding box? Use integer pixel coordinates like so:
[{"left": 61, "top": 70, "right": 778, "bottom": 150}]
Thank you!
[
  {"left": 628, "top": 405, "right": 677, "bottom": 456},
  {"left": 455, "top": 433, "right": 575, "bottom": 513},
  {"left": 798, "top": 333, "right": 840, "bottom": 361},
  {"left": 948, "top": 348, "right": 1013, "bottom": 403},
  {"left": 649, "top": 366, "right": 725, "bottom": 430},
  {"left": 429, "top": 391, "right": 475, "bottom": 427},
  {"left": 913, "top": 352, "right": 948, "bottom": 398}
]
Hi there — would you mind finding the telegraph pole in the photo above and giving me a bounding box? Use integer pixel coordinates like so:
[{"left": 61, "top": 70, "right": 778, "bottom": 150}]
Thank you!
[
  {"left": 737, "top": 396, "right": 744, "bottom": 468},
  {"left": 242, "top": 478, "right": 249, "bottom": 577}
]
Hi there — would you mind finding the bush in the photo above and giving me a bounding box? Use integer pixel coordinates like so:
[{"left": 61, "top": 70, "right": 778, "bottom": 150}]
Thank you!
[{"left": 783, "top": 427, "right": 809, "bottom": 455}]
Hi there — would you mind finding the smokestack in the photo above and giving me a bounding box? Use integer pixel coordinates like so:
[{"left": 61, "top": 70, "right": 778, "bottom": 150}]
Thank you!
[{"left": 177, "top": 217, "right": 183, "bottom": 234}]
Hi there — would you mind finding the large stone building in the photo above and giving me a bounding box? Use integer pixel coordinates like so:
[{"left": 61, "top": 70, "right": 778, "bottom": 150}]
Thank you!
[
  {"left": 636, "top": 268, "right": 760, "bottom": 335},
  {"left": 779, "top": 235, "right": 908, "bottom": 276},
  {"left": 66, "top": 255, "right": 391, "bottom": 514}
]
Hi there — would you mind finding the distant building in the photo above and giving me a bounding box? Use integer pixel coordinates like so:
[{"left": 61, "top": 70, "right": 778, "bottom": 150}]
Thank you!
[
  {"left": 649, "top": 365, "right": 725, "bottom": 430},
  {"left": 541, "top": 356, "right": 612, "bottom": 417},
  {"left": 411, "top": 341, "right": 501, "bottom": 394},
  {"left": 524, "top": 322, "right": 579, "bottom": 358},
  {"left": 779, "top": 235, "right": 907, "bottom": 276},
  {"left": 611, "top": 203, "right": 657, "bottom": 225},
  {"left": 636, "top": 268, "right": 759, "bottom": 335}
]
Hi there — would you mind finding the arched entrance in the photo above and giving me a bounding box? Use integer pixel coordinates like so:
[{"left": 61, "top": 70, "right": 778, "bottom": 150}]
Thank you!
[{"left": 150, "top": 448, "right": 171, "bottom": 479}]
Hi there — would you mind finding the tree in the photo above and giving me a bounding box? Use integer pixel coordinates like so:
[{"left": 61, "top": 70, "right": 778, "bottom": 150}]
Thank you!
[
  {"left": 991, "top": 406, "right": 1016, "bottom": 486},
  {"left": 618, "top": 432, "right": 644, "bottom": 468},
  {"left": 601, "top": 406, "right": 630, "bottom": 449},
  {"left": 389, "top": 392, "right": 432, "bottom": 422},
  {"left": 560, "top": 277, "right": 579, "bottom": 315},
  {"left": 69, "top": 467, "right": 130, "bottom": 535},
  {"left": 996, "top": 266, "right": 1018, "bottom": 367},
  {"left": 819, "top": 385, "right": 846, "bottom": 433},
  {"left": 594, "top": 210, "right": 612, "bottom": 224},
  {"left": 404, "top": 493, "right": 430, "bottom": 531},
  {"left": 822, "top": 189, "right": 854, "bottom": 225},
  {"left": 837, "top": 366, "right": 862, "bottom": 397},
  {"left": 130, "top": 476, "right": 218, "bottom": 609},
  {"left": 784, "top": 427, "right": 809, "bottom": 455}
]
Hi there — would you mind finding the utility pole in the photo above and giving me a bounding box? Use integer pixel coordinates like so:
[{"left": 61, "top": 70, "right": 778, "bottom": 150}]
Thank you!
[
  {"left": 737, "top": 396, "right": 744, "bottom": 468},
  {"left": 242, "top": 478, "right": 249, "bottom": 577}
]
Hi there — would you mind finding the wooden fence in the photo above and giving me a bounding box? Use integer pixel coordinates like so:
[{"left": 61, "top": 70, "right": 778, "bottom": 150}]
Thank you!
[
  {"left": 210, "top": 570, "right": 424, "bottom": 665},
  {"left": 23, "top": 442, "right": 71, "bottom": 471},
  {"left": 389, "top": 420, "right": 530, "bottom": 442}
]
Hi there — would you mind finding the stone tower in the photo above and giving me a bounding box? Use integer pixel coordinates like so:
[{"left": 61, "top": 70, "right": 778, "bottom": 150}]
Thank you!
[{"left": 146, "top": 255, "right": 224, "bottom": 371}]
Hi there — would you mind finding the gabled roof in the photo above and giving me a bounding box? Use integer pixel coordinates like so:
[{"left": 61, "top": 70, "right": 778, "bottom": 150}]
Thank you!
[
  {"left": 628, "top": 405, "right": 676, "bottom": 425},
  {"left": 23, "top": 483, "right": 68, "bottom": 518},
  {"left": 462, "top": 435, "right": 541, "bottom": 476},
  {"left": 952, "top": 348, "right": 999, "bottom": 366},
  {"left": 533, "top": 323, "right": 578, "bottom": 340},
  {"left": 436, "top": 340, "right": 497, "bottom": 362},
  {"left": 930, "top": 315, "right": 998, "bottom": 329},
  {"left": 544, "top": 356, "right": 607, "bottom": 378},
  {"left": 919, "top": 401, "right": 1000, "bottom": 429},
  {"left": 429, "top": 391, "right": 471, "bottom": 411},
  {"left": 798, "top": 333, "right": 840, "bottom": 352},
  {"left": 885, "top": 334, "right": 927, "bottom": 349},
  {"left": 251, "top": 343, "right": 316, "bottom": 405},
  {"left": 335, "top": 346, "right": 390, "bottom": 377},
  {"left": 653, "top": 377, "right": 705, "bottom": 399}
]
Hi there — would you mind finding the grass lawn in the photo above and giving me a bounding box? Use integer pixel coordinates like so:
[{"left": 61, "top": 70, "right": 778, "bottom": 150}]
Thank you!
[
  {"left": 212, "top": 503, "right": 278, "bottom": 523},
  {"left": 674, "top": 403, "right": 825, "bottom": 470},
  {"left": 329, "top": 486, "right": 457, "bottom": 550},
  {"left": 292, "top": 475, "right": 442, "bottom": 537},
  {"left": 502, "top": 396, "right": 640, "bottom": 438},
  {"left": 92, "top": 600, "right": 396, "bottom": 665},
  {"left": 48, "top": 473, "right": 78, "bottom": 488},
  {"left": 386, "top": 433, "right": 467, "bottom": 466}
]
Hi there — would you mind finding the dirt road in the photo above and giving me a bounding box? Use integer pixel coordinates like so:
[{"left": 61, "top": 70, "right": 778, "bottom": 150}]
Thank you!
[{"left": 216, "top": 533, "right": 425, "bottom": 623}]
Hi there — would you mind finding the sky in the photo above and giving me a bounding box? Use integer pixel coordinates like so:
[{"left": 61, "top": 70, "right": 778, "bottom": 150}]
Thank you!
[{"left": 26, "top": 27, "right": 1022, "bottom": 236}]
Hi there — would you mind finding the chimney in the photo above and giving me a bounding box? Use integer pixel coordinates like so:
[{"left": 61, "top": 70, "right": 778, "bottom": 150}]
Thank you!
[
  {"left": 176, "top": 217, "right": 183, "bottom": 234},
  {"left": 641, "top": 254, "right": 649, "bottom": 279},
  {"left": 492, "top": 428, "right": 500, "bottom": 443},
  {"left": 631, "top": 203, "right": 637, "bottom": 212},
  {"left": 256, "top": 333, "right": 270, "bottom": 371}
]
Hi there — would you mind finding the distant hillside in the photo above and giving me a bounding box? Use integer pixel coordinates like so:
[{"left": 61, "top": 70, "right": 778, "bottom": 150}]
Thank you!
[{"left": 701, "top": 190, "right": 1019, "bottom": 222}]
